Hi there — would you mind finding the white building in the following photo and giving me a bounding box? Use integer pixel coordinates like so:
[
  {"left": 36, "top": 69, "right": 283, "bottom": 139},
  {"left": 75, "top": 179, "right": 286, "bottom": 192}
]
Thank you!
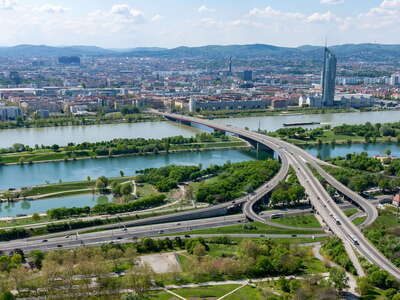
[
  {"left": 390, "top": 74, "right": 400, "bottom": 86},
  {"left": 299, "top": 95, "right": 323, "bottom": 108}
]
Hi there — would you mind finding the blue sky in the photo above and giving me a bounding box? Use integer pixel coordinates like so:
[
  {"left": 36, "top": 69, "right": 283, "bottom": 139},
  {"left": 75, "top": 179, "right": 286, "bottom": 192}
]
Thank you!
[{"left": 0, "top": 0, "right": 398, "bottom": 48}]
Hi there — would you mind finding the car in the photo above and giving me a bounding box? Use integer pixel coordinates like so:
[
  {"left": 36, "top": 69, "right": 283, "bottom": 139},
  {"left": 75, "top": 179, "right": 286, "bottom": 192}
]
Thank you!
[
  {"left": 159, "top": 230, "right": 164, "bottom": 234},
  {"left": 132, "top": 236, "right": 138, "bottom": 240},
  {"left": 42, "top": 240, "right": 48, "bottom": 243},
  {"left": 177, "top": 223, "right": 181, "bottom": 226},
  {"left": 57, "top": 244, "right": 63, "bottom": 248},
  {"left": 260, "top": 234, "right": 265, "bottom": 237},
  {"left": 117, "top": 237, "right": 122, "bottom": 240},
  {"left": 291, "top": 234, "right": 297, "bottom": 237},
  {"left": 65, "top": 235, "right": 70, "bottom": 238},
  {"left": 184, "top": 234, "right": 191, "bottom": 238}
]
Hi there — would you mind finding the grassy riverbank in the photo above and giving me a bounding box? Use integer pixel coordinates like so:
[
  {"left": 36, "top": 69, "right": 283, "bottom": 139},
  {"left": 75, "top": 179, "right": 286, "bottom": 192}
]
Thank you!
[
  {"left": 269, "top": 120, "right": 400, "bottom": 146},
  {"left": 0, "top": 134, "right": 249, "bottom": 165},
  {"left": 0, "top": 111, "right": 163, "bottom": 130}
]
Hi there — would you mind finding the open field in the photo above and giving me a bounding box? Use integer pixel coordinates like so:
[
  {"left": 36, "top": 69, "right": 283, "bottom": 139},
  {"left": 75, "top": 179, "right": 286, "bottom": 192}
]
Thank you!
[{"left": 271, "top": 214, "right": 322, "bottom": 228}]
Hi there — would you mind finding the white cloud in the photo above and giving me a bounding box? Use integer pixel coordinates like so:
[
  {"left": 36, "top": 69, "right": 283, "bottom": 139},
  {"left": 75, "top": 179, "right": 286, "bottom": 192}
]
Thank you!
[
  {"left": 306, "top": 11, "right": 337, "bottom": 23},
  {"left": 36, "top": 4, "right": 69, "bottom": 14},
  {"left": 151, "top": 14, "right": 162, "bottom": 22},
  {"left": 0, "top": 0, "right": 16, "bottom": 10},
  {"left": 381, "top": 0, "right": 400, "bottom": 9},
  {"left": 110, "top": 4, "right": 144, "bottom": 23},
  {"left": 198, "top": 5, "right": 215, "bottom": 13},
  {"left": 320, "top": 0, "right": 344, "bottom": 5},
  {"left": 248, "top": 6, "right": 305, "bottom": 20}
]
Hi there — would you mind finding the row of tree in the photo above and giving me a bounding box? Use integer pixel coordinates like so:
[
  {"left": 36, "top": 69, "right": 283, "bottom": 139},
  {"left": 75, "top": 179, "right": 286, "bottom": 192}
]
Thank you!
[
  {"left": 0, "top": 132, "right": 226, "bottom": 155},
  {"left": 48, "top": 194, "right": 166, "bottom": 220}
]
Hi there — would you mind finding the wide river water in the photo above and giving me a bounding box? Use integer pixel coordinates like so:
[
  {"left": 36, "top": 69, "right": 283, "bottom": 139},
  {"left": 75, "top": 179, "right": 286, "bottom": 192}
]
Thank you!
[
  {"left": 1, "top": 109, "right": 400, "bottom": 217},
  {"left": 0, "top": 109, "right": 399, "bottom": 148}
]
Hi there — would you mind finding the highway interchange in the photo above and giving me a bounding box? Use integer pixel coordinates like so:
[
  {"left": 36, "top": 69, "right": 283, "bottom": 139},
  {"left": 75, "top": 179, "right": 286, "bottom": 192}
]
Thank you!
[
  {"left": 161, "top": 112, "right": 400, "bottom": 279},
  {"left": 0, "top": 111, "right": 399, "bottom": 280}
]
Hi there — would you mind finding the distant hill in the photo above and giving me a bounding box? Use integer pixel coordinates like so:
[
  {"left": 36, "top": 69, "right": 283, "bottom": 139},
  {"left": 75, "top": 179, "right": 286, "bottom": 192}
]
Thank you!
[
  {"left": 0, "top": 43, "right": 399, "bottom": 61},
  {"left": 0, "top": 45, "right": 115, "bottom": 57}
]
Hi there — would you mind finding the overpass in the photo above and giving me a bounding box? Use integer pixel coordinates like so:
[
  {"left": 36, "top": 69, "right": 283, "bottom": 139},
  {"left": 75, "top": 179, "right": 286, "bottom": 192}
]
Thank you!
[{"left": 160, "top": 111, "right": 400, "bottom": 279}]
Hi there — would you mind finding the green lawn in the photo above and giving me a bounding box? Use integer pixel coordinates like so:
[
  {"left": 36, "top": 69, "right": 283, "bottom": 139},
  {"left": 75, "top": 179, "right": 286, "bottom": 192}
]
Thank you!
[
  {"left": 136, "top": 183, "right": 160, "bottom": 198},
  {"left": 20, "top": 180, "right": 95, "bottom": 197},
  {"left": 147, "top": 285, "right": 266, "bottom": 300},
  {"left": 0, "top": 215, "right": 51, "bottom": 228},
  {"left": 12, "top": 176, "right": 136, "bottom": 197},
  {"left": 164, "top": 222, "right": 322, "bottom": 236},
  {"left": 353, "top": 216, "right": 367, "bottom": 226},
  {"left": 281, "top": 128, "right": 392, "bottom": 146},
  {"left": 271, "top": 214, "right": 322, "bottom": 228},
  {"left": 344, "top": 208, "right": 359, "bottom": 217}
]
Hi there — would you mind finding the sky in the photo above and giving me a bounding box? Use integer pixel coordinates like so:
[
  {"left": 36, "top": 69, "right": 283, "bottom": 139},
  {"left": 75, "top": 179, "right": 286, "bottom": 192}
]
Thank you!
[{"left": 0, "top": 0, "right": 399, "bottom": 48}]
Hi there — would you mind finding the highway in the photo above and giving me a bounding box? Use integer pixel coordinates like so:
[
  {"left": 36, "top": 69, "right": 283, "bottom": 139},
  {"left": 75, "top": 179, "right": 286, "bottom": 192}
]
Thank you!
[
  {"left": 160, "top": 111, "right": 400, "bottom": 279},
  {"left": 0, "top": 214, "right": 326, "bottom": 253}
]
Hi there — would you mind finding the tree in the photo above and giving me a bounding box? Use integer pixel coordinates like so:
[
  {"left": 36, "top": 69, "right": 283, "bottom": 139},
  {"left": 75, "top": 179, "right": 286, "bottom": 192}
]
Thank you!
[
  {"left": 357, "top": 277, "right": 374, "bottom": 296},
  {"left": 30, "top": 250, "right": 45, "bottom": 269},
  {"left": 32, "top": 213, "right": 40, "bottom": 221},
  {"left": 0, "top": 292, "right": 15, "bottom": 300},
  {"left": 120, "top": 170, "right": 125, "bottom": 177},
  {"left": 193, "top": 244, "right": 207, "bottom": 257},
  {"left": 329, "top": 267, "right": 348, "bottom": 294},
  {"left": 120, "top": 183, "right": 133, "bottom": 196},
  {"left": 384, "top": 149, "right": 392, "bottom": 157},
  {"left": 122, "top": 265, "right": 154, "bottom": 296},
  {"left": 96, "top": 176, "right": 109, "bottom": 192}
]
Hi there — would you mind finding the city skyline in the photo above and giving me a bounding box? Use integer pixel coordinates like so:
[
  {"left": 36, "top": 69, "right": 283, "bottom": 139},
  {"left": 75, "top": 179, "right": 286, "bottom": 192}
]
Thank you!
[{"left": 0, "top": 0, "right": 399, "bottom": 48}]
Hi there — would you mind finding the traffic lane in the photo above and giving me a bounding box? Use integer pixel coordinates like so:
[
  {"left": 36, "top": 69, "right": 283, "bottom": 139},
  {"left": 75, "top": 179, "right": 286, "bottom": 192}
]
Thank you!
[{"left": 0, "top": 215, "right": 247, "bottom": 252}]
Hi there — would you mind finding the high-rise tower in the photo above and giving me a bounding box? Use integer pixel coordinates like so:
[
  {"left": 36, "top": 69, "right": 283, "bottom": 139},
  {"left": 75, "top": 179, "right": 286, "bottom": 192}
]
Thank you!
[{"left": 321, "top": 47, "right": 337, "bottom": 106}]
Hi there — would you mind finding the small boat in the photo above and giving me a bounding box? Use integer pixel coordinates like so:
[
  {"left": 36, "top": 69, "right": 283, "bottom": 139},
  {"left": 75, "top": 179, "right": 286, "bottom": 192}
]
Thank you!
[{"left": 283, "top": 122, "right": 320, "bottom": 127}]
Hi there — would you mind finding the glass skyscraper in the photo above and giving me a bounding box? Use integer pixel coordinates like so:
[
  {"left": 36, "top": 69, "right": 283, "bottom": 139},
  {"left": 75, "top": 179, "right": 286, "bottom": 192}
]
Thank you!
[{"left": 322, "top": 47, "right": 337, "bottom": 106}]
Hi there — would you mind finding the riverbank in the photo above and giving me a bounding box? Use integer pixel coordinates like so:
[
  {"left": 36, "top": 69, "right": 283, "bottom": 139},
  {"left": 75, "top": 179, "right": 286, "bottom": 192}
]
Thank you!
[
  {"left": 0, "top": 112, "right": 163, "bottom": 130},
  {"left": 269, "top": 120, "right": 400, "bottom": 147},
  {"left": 0, "top": 136, "right": 250, "bottom": 166},
  {"left": 191, "top": 106, "right": 391, "bottom": 119}
]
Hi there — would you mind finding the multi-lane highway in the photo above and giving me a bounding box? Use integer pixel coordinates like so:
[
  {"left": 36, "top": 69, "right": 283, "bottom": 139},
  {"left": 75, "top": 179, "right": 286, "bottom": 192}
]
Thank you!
[
  {"left": 160, "top": 111, "right": 400, "bottom": 279},
  {"left": 0, "top": 214, "right": 326, "bottom": 253}
]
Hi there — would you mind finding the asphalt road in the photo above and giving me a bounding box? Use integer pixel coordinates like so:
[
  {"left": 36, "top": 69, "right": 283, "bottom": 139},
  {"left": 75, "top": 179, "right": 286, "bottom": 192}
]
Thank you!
[
  {"left": 0, "top": 214, "right": 328, "bottom": 253},
  {"left": 162, "top": 111, "right": 400, "bottom": 279}
]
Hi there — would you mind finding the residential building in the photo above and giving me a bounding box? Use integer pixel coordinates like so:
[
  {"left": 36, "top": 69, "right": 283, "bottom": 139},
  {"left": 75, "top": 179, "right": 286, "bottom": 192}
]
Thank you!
[{"left": 0, "top": 106, "right": 22, "bottom": 121}]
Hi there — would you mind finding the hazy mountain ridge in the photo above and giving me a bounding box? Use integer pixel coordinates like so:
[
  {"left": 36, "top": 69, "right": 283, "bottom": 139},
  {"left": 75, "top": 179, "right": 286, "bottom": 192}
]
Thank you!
[{"left": 0, "top": 43, "right": 399, "bottom": 61}]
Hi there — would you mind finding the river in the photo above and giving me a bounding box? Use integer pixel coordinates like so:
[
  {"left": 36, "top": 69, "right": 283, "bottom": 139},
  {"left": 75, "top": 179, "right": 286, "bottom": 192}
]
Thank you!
[
  {"left": 217, "top": 110, "right": 400, "bottom": 132},
  {"left": 1, "top": 109, "right": 400, "bottom": 217},
  {"left": 0, "top": 149, "right": 265, "bottom": 191},
  {"left": 0, "top": 194, "right": 111, "bottom": 218},
  {"left": 0, "top": 110, "right": 399, "bottom": 148}
]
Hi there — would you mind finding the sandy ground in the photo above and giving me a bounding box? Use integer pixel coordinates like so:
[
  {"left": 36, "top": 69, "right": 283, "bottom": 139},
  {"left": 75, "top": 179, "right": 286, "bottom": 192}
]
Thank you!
[{"left": 140, "top": 252, "right": 181, "bottom": 274}]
